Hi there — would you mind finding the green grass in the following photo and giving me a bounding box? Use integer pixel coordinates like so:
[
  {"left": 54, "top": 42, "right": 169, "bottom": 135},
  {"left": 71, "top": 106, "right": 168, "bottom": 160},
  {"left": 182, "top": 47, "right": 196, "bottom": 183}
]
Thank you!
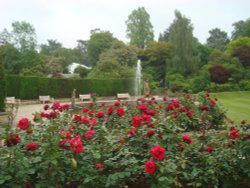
[{"left": 211, "top": 91, "right": 250, "bottom": 124}]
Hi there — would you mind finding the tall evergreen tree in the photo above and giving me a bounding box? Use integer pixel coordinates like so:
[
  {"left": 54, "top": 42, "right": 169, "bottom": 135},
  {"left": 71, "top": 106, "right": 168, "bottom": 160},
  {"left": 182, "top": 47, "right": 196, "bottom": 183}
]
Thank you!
[
  {"left": 126, "top": 7, "right": 154, "bottom": 48},
  {"left": 206, "top": 28, "right": 230, "bottom": 51},
  {"left": 168, "top": 10, "right": 200, "bottom": 76}
]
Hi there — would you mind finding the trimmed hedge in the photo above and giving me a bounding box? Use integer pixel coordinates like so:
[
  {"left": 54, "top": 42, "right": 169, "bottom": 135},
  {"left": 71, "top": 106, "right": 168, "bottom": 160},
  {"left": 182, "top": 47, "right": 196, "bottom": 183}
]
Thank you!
[
  {"left": 0, "top": 62, "right": 6, "bottom": 112},
  {"left": 6, "top": 75, "right": 134, "bottom": 99}
]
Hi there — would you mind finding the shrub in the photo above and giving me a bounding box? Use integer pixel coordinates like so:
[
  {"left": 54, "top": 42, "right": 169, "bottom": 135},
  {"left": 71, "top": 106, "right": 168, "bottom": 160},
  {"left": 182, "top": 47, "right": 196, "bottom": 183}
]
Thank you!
[
  {"left": 1, "top": 93, "right": 248, "bottom": 187},
  {"left": 209, "top": 64, "right": 231, "bottom": 84},
  {"left": 206, "top": 82, "right": 240, "bottom": 92}
]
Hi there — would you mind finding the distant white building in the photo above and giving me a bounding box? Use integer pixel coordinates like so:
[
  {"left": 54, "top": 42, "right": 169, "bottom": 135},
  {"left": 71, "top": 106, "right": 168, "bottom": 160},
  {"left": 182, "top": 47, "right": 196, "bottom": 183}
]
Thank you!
[{"left": 68, "top": 62, "right": 91, "bottom": 74}]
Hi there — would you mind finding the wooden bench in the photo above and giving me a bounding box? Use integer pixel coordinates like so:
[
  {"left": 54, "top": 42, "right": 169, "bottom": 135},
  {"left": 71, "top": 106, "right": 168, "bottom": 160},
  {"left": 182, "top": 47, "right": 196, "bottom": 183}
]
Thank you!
[
  {"left": 79, "top": 94, "right": 92, "bottom": 101},
  {"left": 117, "top": 93, "right": 130, "bottom": 100},
  {"left": 6, "top": 97, "right": 16, "bottom": 104},
  {"left": 39, "top": 96, "right": 51, "bottom": 104}
]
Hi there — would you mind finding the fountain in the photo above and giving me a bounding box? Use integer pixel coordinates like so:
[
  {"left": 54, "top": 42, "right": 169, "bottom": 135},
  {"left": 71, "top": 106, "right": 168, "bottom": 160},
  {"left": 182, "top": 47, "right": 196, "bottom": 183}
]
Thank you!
[{"left": 134, "top": 60, "right": 142, "bottom": 96}]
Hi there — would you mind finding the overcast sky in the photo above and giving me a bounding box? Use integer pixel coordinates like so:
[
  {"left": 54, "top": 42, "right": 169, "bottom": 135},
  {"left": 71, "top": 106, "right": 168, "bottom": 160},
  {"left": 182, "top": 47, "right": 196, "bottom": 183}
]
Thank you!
[{"left": 1, "top": 0, "right": 250, "bottom": 48}]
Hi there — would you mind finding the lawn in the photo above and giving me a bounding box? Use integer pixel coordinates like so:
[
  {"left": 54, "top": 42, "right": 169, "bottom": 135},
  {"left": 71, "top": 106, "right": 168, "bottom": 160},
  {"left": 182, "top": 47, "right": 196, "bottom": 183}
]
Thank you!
[{"left": 211, "top": 91, "right": 250, "bottom": 124}]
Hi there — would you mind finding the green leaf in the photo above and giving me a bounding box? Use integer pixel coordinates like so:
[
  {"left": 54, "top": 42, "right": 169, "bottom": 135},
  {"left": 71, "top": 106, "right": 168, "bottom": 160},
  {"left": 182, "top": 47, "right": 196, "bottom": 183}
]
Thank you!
[
  {"left": 93, "top": 153, "right": 101, "bottom": 159},
  {"left": 0, "top": 179, "right": 5, "bottom": 184}
]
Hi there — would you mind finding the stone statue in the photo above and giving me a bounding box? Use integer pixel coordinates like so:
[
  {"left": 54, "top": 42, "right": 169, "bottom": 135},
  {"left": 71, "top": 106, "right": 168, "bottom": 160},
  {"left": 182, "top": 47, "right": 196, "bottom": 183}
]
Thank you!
[{"left": 71, "top": 88, "right": 76, "bottom": 108}]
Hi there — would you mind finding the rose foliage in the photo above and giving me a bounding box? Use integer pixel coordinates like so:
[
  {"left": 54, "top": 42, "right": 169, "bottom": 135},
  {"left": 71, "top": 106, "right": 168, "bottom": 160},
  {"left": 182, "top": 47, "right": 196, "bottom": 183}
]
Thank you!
[{"left": 0, "top": 92, "right": 249, "bottom": 187}]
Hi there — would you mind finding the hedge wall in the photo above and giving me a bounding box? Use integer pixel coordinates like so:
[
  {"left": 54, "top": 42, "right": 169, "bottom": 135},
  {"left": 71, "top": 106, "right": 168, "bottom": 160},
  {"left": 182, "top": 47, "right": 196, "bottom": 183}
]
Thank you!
[
  {"left": 6, "top": 75, "right": 134, "bottom": 99},
  {"left": 0, "top": 62, "right": 6, "bottom": 112}
]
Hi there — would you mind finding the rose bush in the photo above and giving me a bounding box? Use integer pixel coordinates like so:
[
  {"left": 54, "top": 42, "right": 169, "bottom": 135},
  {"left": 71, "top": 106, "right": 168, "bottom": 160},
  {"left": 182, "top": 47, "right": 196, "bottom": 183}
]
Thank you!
[{"left": 0, "top": 92, "right": 249, "bottom": 187}]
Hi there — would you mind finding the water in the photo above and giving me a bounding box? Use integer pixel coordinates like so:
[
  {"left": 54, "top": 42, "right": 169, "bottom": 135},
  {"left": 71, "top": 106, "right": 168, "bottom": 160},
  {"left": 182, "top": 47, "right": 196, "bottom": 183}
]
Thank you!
[{"left": 134, "top": 60, "right": 142, "bottom": 96}]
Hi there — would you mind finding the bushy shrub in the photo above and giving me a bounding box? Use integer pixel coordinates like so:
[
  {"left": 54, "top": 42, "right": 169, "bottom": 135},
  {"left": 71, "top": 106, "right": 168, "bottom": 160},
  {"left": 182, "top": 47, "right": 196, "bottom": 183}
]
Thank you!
[
  {"left": 206, "top": 82, "right": 240, "bottom": 92},
  {"left": 239, "top": 80, "right": 250, "bottom": 91},
  {"left": 209, "top": 64, "right": 231, "bottom": 84},
  {"left": 1, "top": 93, "right": 248, "bottom": 187}
]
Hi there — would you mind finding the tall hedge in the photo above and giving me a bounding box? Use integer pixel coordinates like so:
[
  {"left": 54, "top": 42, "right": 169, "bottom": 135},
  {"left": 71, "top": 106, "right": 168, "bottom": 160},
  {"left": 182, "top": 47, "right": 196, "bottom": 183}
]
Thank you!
[
  {"left": 0, "top": 50, "right": 6, "bottom": 112},
  {"left": 6, "top": 76, "right": 134, "bottom": 99}
]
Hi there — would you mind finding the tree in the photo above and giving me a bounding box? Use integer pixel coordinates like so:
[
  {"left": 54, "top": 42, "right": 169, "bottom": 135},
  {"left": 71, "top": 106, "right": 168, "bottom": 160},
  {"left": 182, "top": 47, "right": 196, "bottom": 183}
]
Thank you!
[
  {"left": 206, "top": 28, "right": 230, "bottom": 51},
  {"left": 10, "top": 21, "right": 37, "bottom": 51},
  {"left": 87, "top": 30, "right": 114, "bottom": 67},
  {"left": 0, "top": 28, "right": 11, "bottom": 45},
  {"left": 99, "top": 39, "right": 138, "bottom": 67},
  {"left": 158, "top": 28, "right": 170, "bottom": 42},
  {"left": 167, "top": 10, "right": 200, "bottom": 76},
  {"left": 225, "top": 36, "right": 250, "bottom": 55},
  {"left": 43, "top": 56, "right": 66, "bottom": 77},
  {"left": 126, "top": 7, "right": 154, "bottom": 48},
  {"left": 74, "top": 66, "right": 91, "bottom": 78},
  {"left": 139, "top": 41, "right": 174, "bottom": 81},
  {"left": 40, "top": 40, "right": 62, "bottom": 55},
  {"left": 0, "top": 46, "right": 6, "bottom": 112},
  {"left": 197, "top": 44, "right": 213, "bottom": 66},
  {"left": 233, "top": 45, "right": 250, "bottom": 68},
  {"left": 232, "top": 18, "right": 250, "bottom": 39},
  {"left": 209, "top": 64, "right": 230, "bottom": 84},
  {"left": 73, "top": 40, "right": 89, "bottom": 65}
]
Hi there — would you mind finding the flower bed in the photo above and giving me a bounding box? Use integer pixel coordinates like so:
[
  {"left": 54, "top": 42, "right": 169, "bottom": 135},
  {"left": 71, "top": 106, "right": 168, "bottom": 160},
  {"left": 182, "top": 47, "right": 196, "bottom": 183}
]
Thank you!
[{"left": 0, "top": 92, "right": 249, "bottom": 187}]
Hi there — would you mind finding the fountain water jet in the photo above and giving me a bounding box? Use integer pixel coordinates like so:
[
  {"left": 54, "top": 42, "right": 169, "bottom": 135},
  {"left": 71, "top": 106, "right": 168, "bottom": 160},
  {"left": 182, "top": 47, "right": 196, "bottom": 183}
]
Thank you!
[{"left": 134, "top": 60, "right": 142, "bottom": 96}]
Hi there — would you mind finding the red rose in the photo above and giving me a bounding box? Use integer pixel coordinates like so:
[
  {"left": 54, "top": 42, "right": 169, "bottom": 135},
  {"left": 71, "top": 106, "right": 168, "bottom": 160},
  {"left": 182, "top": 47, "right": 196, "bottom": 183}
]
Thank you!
[
  {"left": 144, "top": 161, "right": 157, "bottom": 175},
  {"left": 18, "top": 118, "right": 29, "bottom": 130},
  {"left": 51, "top": 101, "right": 61, "bottom": 110},
  {"left": 116, "top": 107, "right": 125, "bottom": 117},
  {"left": 146, "top": 110, "right": 156, "bottom": 116},
  {"left": 89, "top": 102, "right": 94, "bottom": 108},
  {"left": 207, "top": 146, "right": 213, "bottom": 153},
  {"left": 131, "top": 116, "right": 142, "bottom": 127},
  {"left": 85, "top": 130, "right": 95, "bottom": 140},
  {"left": 82, "top": 107, "right": 89, "bottom": 113},
  {"left": 163, "top": 96, "right": 167, "bottom": 101},
  {"left": 5, "top": 132, "right": 20, "bottom": 147},
  {"left": 88, "top": 110, "right": 94, "bottom": 117},
  {"left": 151, "top": 145, "right": 165, "bottom": 160},
  {"left": 114, "top": 101, "right": 120, "bottom": 106},
  {"left": 138, "top": 104, "right": 148, "bottom": 112},
  {"left": 201, "top": 105, "right": 209, "bottom": 111},
  {"left": 107, "top": 106, "right": 114, "bottom": 115},
  {"left": 142, "top": 114, "right": 151, "bottom": 124},
  {"left": 62, "top": 104, "right": 70, "bottom": 110},
  {"left": 96, "top": 111, "right": 104, "bottom": 118},
  {"left": 186, "top": 110, "right": 193, "bottom": 118},
  {"left": 49, "top": 111, "right": 57, "bottom": 119},
  {"left": 182, "top": 135, "right": 192, "bottom": 144},
  {"left": 26, "top": 142, "right": 39, "bottom": 151},
  {"left": 230, "top": 129, "right": 240, "bottom": 139},
  {"left": 96, "top": 163, "right": 104, "bottom": 169},
  {"left": 43, "top": 104, "right": 50, "bottom": 111},
  {"left": 146, "top": 130, "right": 155, "bottom": 137},
  {"left": 147, "top": 100, "right": 153, "bottom": 105},
  {"left": 166, "top": 104, "right": 174, "bottom": 111},
  {"left": 70, "top": 136, "right": 83, "bottom": 154},
  {"left": 82, "top": 117, "right": 90, "bottom": 125},
  {"left": 127, "top": 127, "right": 138, "bottom": 137},
  {"left": 171, "top": 99, "right": 179, "bottom": 108},
  {"left": 179, "top": 107, "right": 187, "bottom": 112},
  {"left": 101, "top": 102, "right": 106, "bottom": 107}
]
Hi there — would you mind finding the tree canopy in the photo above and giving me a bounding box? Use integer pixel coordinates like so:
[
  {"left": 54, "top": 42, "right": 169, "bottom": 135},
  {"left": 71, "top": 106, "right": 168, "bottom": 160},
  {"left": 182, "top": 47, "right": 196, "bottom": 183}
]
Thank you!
[
  {"left": 206, "top": 28, "right": 230, "bottom": 51},
  {"left": 126, "top": 7, "right": 154, "bottom": 48},
  {"left": 167, "top": 10, "right": 200, "bottom": 76}
]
